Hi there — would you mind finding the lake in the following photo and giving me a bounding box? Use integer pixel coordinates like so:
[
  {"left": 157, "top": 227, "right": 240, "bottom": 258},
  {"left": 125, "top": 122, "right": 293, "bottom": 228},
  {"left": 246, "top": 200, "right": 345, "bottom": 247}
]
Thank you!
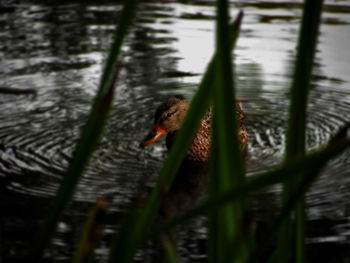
[{"left": 0, "top": 0, "right": 350, "bottom": 262}]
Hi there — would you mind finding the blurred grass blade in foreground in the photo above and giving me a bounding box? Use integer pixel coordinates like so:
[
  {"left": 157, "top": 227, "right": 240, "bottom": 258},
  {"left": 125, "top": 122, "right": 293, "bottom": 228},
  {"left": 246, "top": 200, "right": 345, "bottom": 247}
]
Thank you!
[
  {"left": 72, "top": 198, "right": 107, "bottom": 263},
  {"left": 156, "top": 127, "right": 350, "bottom": 236},
  {"left": 280, "top": 0, "right": 324, "bottom": 262},
  {"left": 107, "top": 11, "right": 244, "bottom": 263},
  {"left": 160, "top": 234, "right": 179, "bottom": 263},
  {"left": 31, "top": 0, "right": 138, "bottom": 260},
  {"left": 249, "top": 124, "right": 350, "bottom": 262},
  {"left": 209, "top": 1, "right": 245, "bottom": 262}
]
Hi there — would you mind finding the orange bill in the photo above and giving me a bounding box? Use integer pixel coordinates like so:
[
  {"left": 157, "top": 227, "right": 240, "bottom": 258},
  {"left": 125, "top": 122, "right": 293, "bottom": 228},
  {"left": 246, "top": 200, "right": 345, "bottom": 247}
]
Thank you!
[{"left": 140, "top": 125, "right": 166, "bottom": 147}]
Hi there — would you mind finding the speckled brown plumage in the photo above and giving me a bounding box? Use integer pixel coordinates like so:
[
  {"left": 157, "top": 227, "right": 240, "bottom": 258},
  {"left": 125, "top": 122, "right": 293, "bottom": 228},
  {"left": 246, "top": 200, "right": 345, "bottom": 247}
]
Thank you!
[{"left": 141, "top": 97, "right": 248, "bottom": 163}]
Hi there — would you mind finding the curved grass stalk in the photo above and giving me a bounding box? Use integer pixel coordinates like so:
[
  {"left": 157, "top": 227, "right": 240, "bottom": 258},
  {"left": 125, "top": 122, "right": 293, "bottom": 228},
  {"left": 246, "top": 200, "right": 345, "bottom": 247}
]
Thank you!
[
  {"left": 155, "top": 131, "right": 350, "bottom": 236},
  {"left": 281, "top": 1, "right": 324, "bottom": 262},
  {"left": 107, "top": 12, "right": 243, "bottom": 263},
  {"left": 31, "top": 0, "right": 138, "bottom": 260},
  {"left": 72, "top": 198, "right": 107, "bottom": 263},
  {"left": 209, "top": 1, "right": 245, "bottom": 262}
]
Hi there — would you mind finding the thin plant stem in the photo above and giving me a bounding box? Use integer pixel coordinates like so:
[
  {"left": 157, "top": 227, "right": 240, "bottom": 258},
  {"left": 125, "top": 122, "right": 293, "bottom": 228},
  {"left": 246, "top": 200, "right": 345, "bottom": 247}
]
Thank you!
[
  {"left": 31, "top": 0, "right": 138, "bottom": 260},
  {"left": 281, "top": 0, "right": 324, "bottom": 262}
]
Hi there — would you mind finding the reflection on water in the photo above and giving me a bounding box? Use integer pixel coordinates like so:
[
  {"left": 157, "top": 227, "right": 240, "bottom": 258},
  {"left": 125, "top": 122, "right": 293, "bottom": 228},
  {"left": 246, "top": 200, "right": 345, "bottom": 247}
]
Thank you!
[{"left": 0, "top": 0, "right": 350, "bottom": 262}]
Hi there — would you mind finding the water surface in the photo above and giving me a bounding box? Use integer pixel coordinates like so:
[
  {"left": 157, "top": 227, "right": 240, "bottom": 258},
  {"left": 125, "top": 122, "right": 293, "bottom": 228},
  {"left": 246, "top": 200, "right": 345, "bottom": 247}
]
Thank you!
[{"left": 1, "top": 1, "right": 350, "bottom": 262}]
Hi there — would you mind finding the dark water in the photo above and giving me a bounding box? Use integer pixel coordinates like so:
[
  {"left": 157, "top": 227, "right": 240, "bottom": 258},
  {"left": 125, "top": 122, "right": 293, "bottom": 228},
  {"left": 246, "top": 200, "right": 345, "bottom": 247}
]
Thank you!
[{"left": 1, "top": 0, "right": 350, "bottom": 262}]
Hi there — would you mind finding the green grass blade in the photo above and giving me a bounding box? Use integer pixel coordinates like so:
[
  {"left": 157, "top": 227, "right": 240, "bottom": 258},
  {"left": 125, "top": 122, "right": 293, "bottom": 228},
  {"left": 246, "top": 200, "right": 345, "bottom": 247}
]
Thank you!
[
  {"left": 108, "top": 202, "right": 143, "bottom": 263},
  {"left": 107, "top": 12, "right": 243, "bottom": 263},
  {"left": 159, "top": 11, "right": 243, "bottom": 188},
  {"left": 97, "top": 0, "right": 138, "bottom": 99},
  {"left": 285, "top": 2, "right": 324, "bottom": 158},
  {"left": 209, "top": 1, "right": 245, "bottom": 262},
  {"left": 31, "top": 0, "right": 138, "bottom": 260},
  {"left": 106, "top": 55, "right": 213, "bottom": 261},
  {"left": 253, "top": 169, "right": 321, "bottom": 263},
  {"left": 281, "top": 1, "right": 324, "bottom": 262},
  {"left": 160, "top": 234, "right": 179, "bottom": 263},
  {"left": 32, "top": 65, "right": 117, "bottom": 261},
  {"left": 214, "top": 2, "right": 244, "bottom": 181},
  {"left": 155, "top": 129, "right": 350, "bottom": 234},
  {"left": 249, "top": 125, "right": 349, "bottom": 263},
  {"left": 72, "top": 198, "right": 107, "bottom": 263}
]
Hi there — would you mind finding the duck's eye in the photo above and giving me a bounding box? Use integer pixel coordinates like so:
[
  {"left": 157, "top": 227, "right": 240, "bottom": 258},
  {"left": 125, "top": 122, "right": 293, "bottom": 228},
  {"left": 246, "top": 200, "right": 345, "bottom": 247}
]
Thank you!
[
  {"left": 159, "top": 109, "right": 177, "bottom": 124},
  {"left": 167, "top": 110, "right": 177, "bottom": 118}
]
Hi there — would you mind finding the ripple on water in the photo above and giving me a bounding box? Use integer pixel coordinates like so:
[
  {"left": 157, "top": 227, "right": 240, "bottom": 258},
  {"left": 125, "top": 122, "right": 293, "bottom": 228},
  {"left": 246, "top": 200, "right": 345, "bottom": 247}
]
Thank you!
[
  {"left": 0, "top": 1, "right": 350, "bottom": 262},
  {"left": 1, "top": 81, "right": 349, "bottom": 201},
  {"left": 0, "top": 86, "right": 167, "bottom": 201}
]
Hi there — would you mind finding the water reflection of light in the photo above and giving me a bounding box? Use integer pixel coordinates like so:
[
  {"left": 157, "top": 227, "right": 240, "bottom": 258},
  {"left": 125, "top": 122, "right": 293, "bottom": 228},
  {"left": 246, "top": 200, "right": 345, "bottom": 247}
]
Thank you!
[
  {"left": 152, "top": 5, "right": 301, "bottom": 89},
  {"left": 319, "top": 25, "right": 350, "bottom": 85},
  {"left": 173, "top": 22, "right": 215, "bottom": 83}
]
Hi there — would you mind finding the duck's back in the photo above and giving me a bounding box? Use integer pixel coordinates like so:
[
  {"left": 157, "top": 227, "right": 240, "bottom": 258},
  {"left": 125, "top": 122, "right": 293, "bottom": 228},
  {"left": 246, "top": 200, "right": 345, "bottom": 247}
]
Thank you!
[{"left": 165, "top": 102, "right": 247, "bottom": 163}]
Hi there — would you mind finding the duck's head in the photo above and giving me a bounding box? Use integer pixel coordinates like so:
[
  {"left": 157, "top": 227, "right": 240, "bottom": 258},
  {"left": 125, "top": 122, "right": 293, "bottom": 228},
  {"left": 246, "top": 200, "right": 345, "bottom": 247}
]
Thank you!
[{"left": 140, "top": 97, "right": 189, "bottom": 148}]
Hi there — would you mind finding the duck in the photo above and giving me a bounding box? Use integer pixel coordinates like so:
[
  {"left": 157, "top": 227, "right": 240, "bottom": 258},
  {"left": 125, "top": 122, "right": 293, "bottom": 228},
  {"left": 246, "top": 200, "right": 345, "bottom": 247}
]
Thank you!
[
  {"left": 140, "top": 97, "right": 247, "bottom": 217},
  {"left": 140, "top": 96, "right": 248, "bottom": 160}
]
